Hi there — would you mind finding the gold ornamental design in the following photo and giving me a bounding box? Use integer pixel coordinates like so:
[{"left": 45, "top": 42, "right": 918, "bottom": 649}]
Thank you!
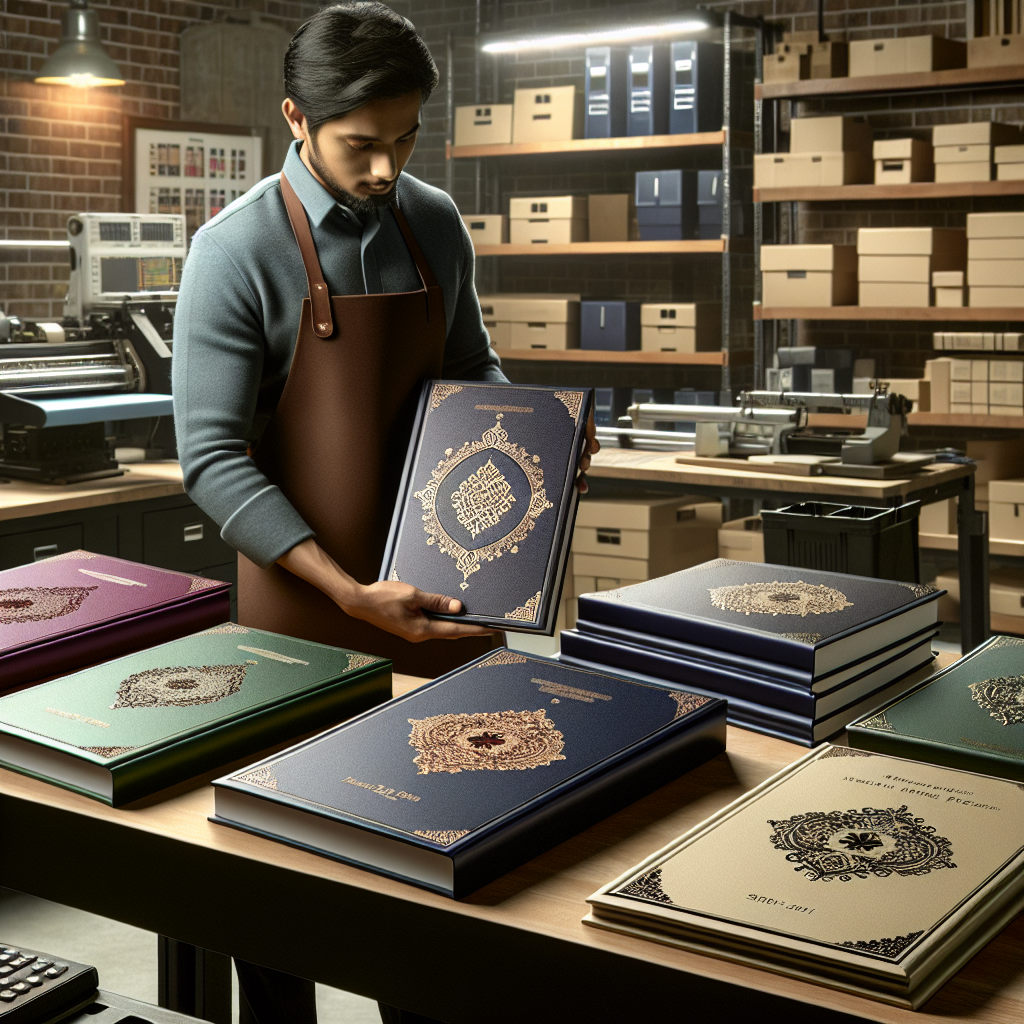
[
  {"left": 505, "top": 591, "right": 542, "bottom": 622},
  {"left": 452, "top": 459, "right": 516, "bottom": 538},
  {"left": 414, "top": 830, "right": 470, "bottom": 846},
  {"left": 413, "top": 414, "right": 553, "bottom": 589},
  {"left": 236, "top": 765, "right": 279, "bottom": 790},
  {"left": 709, "top": 581, "right": 853, "bottom": 617},
  {"left": 346, "top": 653, "right": 384, "bottom": 672},
  {"left": 188, "top": 576, "right": 223, "bottom": 592},
  {"left": 79, "top": 746, "right": 137, "bottom": 759},
  {"left": 408, "top": 708, "right": 566, "bottom": 775},
  {"left": 476, "top": 649, "right": 529, "bottom": 668},
  {"left": 553, "top": 390, "right": 585, "bottom": 420},
  {"left": 39, "top": 550, "right": 97, "bottom": 562},
  {"left": 0, "top": 586, "right": 97, "bottom": 625},
  {"left": 969, "top": 675, "right": 1024, "bottom": 726},
  {"left": 429, "top": 383, "right": 463, "bottom": 410},
  {"left": 110, "top": 664, "right": 247, "bottom": 709},
  {"left": 668, "top": 692, "right": 711, "bottom": 720}
]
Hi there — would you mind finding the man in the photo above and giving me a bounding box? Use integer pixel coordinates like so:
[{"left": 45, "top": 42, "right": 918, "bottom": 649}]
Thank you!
[{"left": 172, "top": 5, "right": 595, "bottom": 1022}]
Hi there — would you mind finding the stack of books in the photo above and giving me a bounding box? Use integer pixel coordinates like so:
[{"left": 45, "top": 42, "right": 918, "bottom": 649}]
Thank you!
[{"left": 559, "top": 559, "right": 941, "bottom": 746}]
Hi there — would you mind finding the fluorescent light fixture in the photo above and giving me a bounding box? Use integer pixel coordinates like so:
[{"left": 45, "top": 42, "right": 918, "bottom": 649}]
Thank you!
[
  {"left": 0, "top": 240, "right": 71, "bottom": 248},
  {"left": 35, "top": 1, "right": 125, "bottom": 88},
  {"left": 481, "top": 17, "right": 713, "bottom": 54}
]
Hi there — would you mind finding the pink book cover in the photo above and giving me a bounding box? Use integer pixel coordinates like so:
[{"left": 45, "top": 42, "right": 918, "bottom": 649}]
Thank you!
[{"left": 0, "top": 550, "right": 231, "bottom": 690}]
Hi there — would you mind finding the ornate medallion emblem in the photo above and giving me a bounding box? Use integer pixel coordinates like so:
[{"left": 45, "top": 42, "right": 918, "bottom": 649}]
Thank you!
[
  {"left": 408, "top": 708, "right": 566, "bottom": 774},
  {"left": 414, "top": 830, "right": 470, "bottom": 846},
  {"left": 709, "top": 581, "right": 853, "bottom": 617},
  {"left": 969, "top": 675, "right": 1024, "bottom": 726},
  {"left": 619, "top": 868, "right": 673, "bottom": 904},
  {"left": 0, "top": 586, "right": 97, "bottom": 625},
  {"left": 767, "top": 806, "right": 955, "bottom": 882},
  {"left": 109, "top": 664, "right": 248, "bottom": 709},
  {"left": 413, "top": 414, "right": 553, "bottom": 589}
]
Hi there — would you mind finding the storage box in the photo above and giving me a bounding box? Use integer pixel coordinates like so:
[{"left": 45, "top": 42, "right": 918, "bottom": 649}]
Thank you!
[
  {"left": 717, "top": 516, "right": 765, "bottom": 562},
  {"left": 638, "top": 303, "right": 718, "bottom": 352},
  {"left": 935, "top": 287, "right": 966, "bottom": 307},
  {"left": 476, "top": 294, "right": 580, "bottom": 322},
  {"left": 990, "top": 359, "right": 1024, "bottom": 381},
  {"left": 990, "top": 479, "right": 1024, "bottom": 541},
  {"left": 968, "top": 260, "right": 1024, "bottom": 286},
  {"left": 935, "top": 162, "right": 992, "bottom": 183},
  {"left": 933, "top": 143, "right": 993, "bottom": 164},
  {"left": 880, "top": 378, "right": 930, "bottom": 410},
  {"left": 967, "top": 211, "right": 1024, "bottom": 238},
  {"left": 810, "top": 41, "right": 848, "bottom": 79},
  {"left": 918, "top": 497, "right": 957, "bottom": 535},
  {"left": 454, "top": 104, "right": 513, "bottom": 147},
  {"left": 858, "top": 281, "right": 931, "bottom": 307},
  {"left": 509, "top": 218, "right": 587, "bottom": 244},
  {"left": 763, "top": 51, "right": 808, "bottom": 83},
  {"left": 588, "top": 194, "right": 636, "bottom": 242},
  {"left": 462, "top": 214, "right": 507, "bottom": 246},
  {"left": 761, "top": 244, "right": 858, "bottom": 307},
  {"left": 483, "top": 319, "right": 511, "bottom": 349},
  {"left": 933, "top": 270, "right": 965, "bottom": 287},
  {"left": 857, "top": 227, "right": 967, "bottom": 258},
  {"left": 641, "top": 325, "right": 699, "bottom": 352},
  {"left": 968, "top": 439, "right": 1023, "bottom": 483},
  {"left": 859, "top": 254, "right": 964, "bottom": 282},
  {"left": 967, "top": 34, "right": 1024, "bottom": 69},
  {"left": 512, "top": 86, "right": 578, "bottom": 143},
  {"left": 580, "top": 301, "right": 641, "bottom": 350},
  {"left": 754, "top": 151, "right": 872, "bottom": 188},
  {"left": 925, "top": 358, "right": 952, "bottom": 412},
  {"left": 509, "top": 196, "right": 588, "bottom": 220},
  {"left": 932, "top": 122, "right": 1022, "bottom": 147},
  {"left": 573, "top": 575, "right": 644, "bottom": 596},
  {"left": 510, "top": 321, "right": 578, "bottom": 350},
  {"left": 995, "top": 144, "right": 1024, "bottom": 164},
  {"left": 998, "top": 163, "right": 1024, "bottom": 180},
  {"left": 936, "top": 567, "right": 1024, "bottom": 624},
  {"left": 791, "top": 116, "right": 873, "bottom": 155},
  {"left": 989, "top": 381, "right": 1024, "bottom": 407},
  {"left": 968, "top": 237, "right": 1024, "bottom": 259},
  {"left": 849, "top": 35, "right": 966, "bottom": 77},
  {"left": 873, "top": 137, "right": 933, "bottom": 184},
  {"left": 970, "top": 286, "right": 1024, "bottom": 306}
]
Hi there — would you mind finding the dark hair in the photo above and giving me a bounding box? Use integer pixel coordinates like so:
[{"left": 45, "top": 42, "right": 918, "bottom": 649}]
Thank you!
[{"left": 284, "top": 3, "right": 439, "bottom": 132}]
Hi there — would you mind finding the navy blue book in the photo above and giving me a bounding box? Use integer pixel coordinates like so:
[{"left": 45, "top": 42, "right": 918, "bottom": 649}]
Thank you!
[
  {"left": 212, "top": 649, "right": 725, "bottom": 898},
  {"left": 559, "top": 636, "right": 936, "bottom": 747},
  {"left": 577, "top": 559, "right": 941, "bottom": 676},
  {"left": 381, "top": 381, "right": 593, "bottom": 634}
]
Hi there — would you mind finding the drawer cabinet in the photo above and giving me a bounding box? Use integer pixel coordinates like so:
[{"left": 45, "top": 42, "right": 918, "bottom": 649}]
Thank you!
[
  {"left": 0, "top": 523, "right": 84, "bottom": 570},
  {"left": 142, "top": 505, "right": 228, "bottom": 572}
]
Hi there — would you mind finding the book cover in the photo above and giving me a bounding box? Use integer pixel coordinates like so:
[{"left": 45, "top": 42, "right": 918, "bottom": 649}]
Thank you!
[
  {"left": 0, "top": 550, "right": 231, "bottom": 690},
  {"left": 0, "top": 624, "right": 391, "bottom": 806},
  {"left": 849, "top": 635, "right": 1024, "bottom": 781},
  {"left": 577, "top": 559, "right": 941, "bottom": 674},
  {"left": 381, "top": 381, "right": 593, "bottom": 633},
  {"left": 586, "top": 745, "right": 1024, "bottom": 1008},
  {"left": 212, "top": 649, "right": 726, "bottom": 898}
]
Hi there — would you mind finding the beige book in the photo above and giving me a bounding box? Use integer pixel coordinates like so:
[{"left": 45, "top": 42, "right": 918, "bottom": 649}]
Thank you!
[{"left": 585, "top": 745, "right": 1024, "bottom": 1009}]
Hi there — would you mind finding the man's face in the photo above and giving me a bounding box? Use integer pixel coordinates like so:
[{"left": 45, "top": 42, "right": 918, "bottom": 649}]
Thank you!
[{"left": 282, "top": 90, "right": 422, "bottom": 212}]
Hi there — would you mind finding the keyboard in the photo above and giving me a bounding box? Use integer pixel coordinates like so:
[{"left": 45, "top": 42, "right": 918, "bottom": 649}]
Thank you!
[{"left": 0, "top": 943, "right": 97, "bottom": 1024}]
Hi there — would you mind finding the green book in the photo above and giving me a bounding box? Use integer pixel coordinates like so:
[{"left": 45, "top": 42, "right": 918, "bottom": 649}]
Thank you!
[
  {"left": 0, "top": 623, "right": 391, "bottom": 806},
  {"left": 848, "top": 635, "right": 1024, "bottom": 782}
]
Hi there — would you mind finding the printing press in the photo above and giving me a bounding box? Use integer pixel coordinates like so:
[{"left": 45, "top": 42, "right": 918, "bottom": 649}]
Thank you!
[{"left": 0, "top": 212, "right": 181, "bottom": 483}]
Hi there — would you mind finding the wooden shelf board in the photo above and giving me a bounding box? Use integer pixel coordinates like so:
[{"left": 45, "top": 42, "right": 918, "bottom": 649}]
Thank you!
[
  {"left": 494, "top": 349, "right": 727, "bottom": 365},
  {"left": 754, "top": 305, "right": 1024, "bottom": 323},
  {"left": 909, "top": 411, "right": 1024, "bottom": 429},
  {"left": 920, "top": 532, "right": 1024, "bottom": 557},
  {"left": 756, "top": 64, "right": 1023, "bottom": 101},
  {"left": 753, "top": 180, "right": 1024, "bottom": 203},
  {"left": 475, "top": 240, "right": 727, "bottom": 256},
  {"left": 448, "top": 130, "right": 754, "bottom": 159}
]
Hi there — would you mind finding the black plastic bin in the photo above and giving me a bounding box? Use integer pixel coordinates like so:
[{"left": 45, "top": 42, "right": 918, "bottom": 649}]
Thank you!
[{"left": 761, "top": 501, "right": 920, "bottom": 583}]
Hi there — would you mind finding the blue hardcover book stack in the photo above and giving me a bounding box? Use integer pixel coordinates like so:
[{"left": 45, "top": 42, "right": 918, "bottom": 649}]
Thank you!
[
  {"left": 635, "top": 170, "right": 696, "bottom": 241},
  {"left": 559, "top": 559, "right": 943, "bottom": 746}
]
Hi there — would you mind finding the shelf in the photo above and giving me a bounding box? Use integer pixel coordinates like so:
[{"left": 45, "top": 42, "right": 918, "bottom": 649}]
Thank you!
[
  {"left": 494, "top": 349, "right": 728, "bottom": 365},
  {"left": 754, "top": 306, "right": 1024, "bottom": 322},
  {"left": 753, "top": 180, "right": 1024, "bottom": 203},
  {"left": 921, "top": 532, "right": 1024, "bottom": 557},
  {"left": 908, "top": 411, "right": 1024, "bottom": 429},
  {"left": 447, "top": 130, "right": 753, "bottom": 160},
  {"left": 475, "top": 240, "right": 730, "bottom": 256},
  {"left": 756, "top": 64, "right": 1023, "bottom": 101}
]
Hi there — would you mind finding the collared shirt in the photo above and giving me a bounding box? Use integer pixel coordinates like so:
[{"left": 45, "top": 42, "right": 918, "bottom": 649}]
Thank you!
[{"left": 172, "top": 141, "right": 505, "bottom": 568}]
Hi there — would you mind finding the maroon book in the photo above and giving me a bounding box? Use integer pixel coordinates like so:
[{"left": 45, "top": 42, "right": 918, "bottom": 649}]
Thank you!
[{"left": 0, "top": 551, "right": 231, "bottom": 690}]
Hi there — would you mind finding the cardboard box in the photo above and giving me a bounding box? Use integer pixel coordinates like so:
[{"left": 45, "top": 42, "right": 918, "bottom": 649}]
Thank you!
[
  {"left": 484, "top": 320, "right": 511, "bottom": 349},
  {"left": 753, "top": 151, "right": 872, "bottom": 188},
  {"left": 810, "top": 41, "right": 848, "bottom": 79},
  {"left": 462, "top": 214, "right": 507, "bottom": 246},
  {"left": 968, "top": 237, "right": 1024, "bottom": 259},
  {"left": 856, "top": 227, "right": 966, "bottom": 257},
  {"left": 936, "top": 567, "right": 1024, "bottom": 622},
  {"left": 989, "top": 381, "right": 1024, "bottom": 406},
  {"left": 882, "top": 378, "right": 930, "bottom": 410},
  {"left": 512, "top": 86, "right": 578, "bottom": 143},
  {"left": 924, "top": 358, "right": 951, "bottom": 412},
  {"left": 932, "top": 270, "right": 965, "bottom": 287},
  {"left": 970, "top": 359, "right": 989, "bottom": 380},
  {"left": 858, "top": 281, "right": 930, "bottom": 307},
  {"left": 641, "top": 325, "right": 698, "bottom": 352},
  {"left": 761, "top": 244, "right": 857, "bottom": 272},
  {"left": 935, "top": 287, "right": 966, "bottom": 307},
  {"left": 873, "top": 139, "right": 932, "bottom": 184},
  {"left": 782, "top": 31, "right": 821, "bottom": 45},
  {"left": 509, "top": 218, "right": 587, "bottom": 245},
  {"left": 967, "top": 211, "right": 1024, "bottom": 238},
  {"left": 717, "top": 516, "right": 765, "bottom": 562},
  {"left": 995, "top": 144, "right": 1024, "bottom": 164},
  {"left": 477, "top": 294, "right": 580, "bottom": 321},
  {"left": 454, "top": 104, "right": 513, "bottom": 147},
  {"left": 932, "top": 122, "right": 1022, "bottom": 147},
  {"left": 968, "top": 34, "right": 1024, "bottom": 69},
  {"left": 859, "top": 254, "right": 964, "bottom": 282},
  {"left": 640, "top": 302, "right": 718, "bottom": 330},
  {"left": 510, "top": 321, "right": 578, "bottom": 350},
  {"left": 951, "top": 380, "right": 973, "bottom": 403},
  {"left": 587, "top": 194, "right": 636, "bottom": 242},
  {"left": 873, "top": 137, "right": 930, "bottom": 161},
  {"left": 774, "top": 41, "right": 811, "bottom": 56},
  {"left": 919, "top": 497, "right": 957, "bottom": 535},
  {"left": 990, "top": 359, "right": 1024, "bottom": 381},
  {"left": 573, "top": 575, "right": 644, "bottom": 596},
  {"left": 763, "top": 51, "right": 808, "bottom": 83},
  {"left": 967, "top": 439, "right": 1024, "bottom": 483},
  {"left": 970, "top": 286, "right": 1024, "bottom": 306},
  {"left": 935, "top": 161, "right": 992, "bottom": 183},
  {"left": 509, "top": 196, "right": 587, "bottom": 219},
  {"left": 933, "top": 143, "right": 993, "bottom": 163},
  {"left": 763, "top": 270, "right": 858, "bottom": 307},
  {"left": 949, "top": 358, "right": 973, "bottom": 380},
  {"left": 849, "top": 35, "right": 965, "bottom": 77},
  {"left": 790, "top": 116, "right": 873, "bottom": 154},
  {"left": 990, "top": 479, "right": 1024, "bottom": 541},
  {"left": 968, "top": 260, "right": 1024, "bottom": 286},
  {"left": 575, "top": 495, "right": 711, "bottom": 532},
  {"left": 998, "top": 163, "right": 1024, "bottom": 180}
]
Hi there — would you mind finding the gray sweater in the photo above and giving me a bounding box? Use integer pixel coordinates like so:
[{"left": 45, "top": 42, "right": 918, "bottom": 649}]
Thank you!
[{"left": 172, "top": 141, "right": 505, "bottom": 569}]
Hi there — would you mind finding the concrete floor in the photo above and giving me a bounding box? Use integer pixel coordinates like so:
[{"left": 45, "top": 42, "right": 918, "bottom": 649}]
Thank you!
[{"left": 0, "top": 887, "right": 380, "bottom": 1023}]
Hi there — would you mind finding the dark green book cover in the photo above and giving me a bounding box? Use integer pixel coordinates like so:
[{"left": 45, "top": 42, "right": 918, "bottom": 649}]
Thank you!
[
  {"left": 0, "top": 623, "right": 391, "bottom": 805},
  {"left": 848, "top": 635, "right": 1024, "bottom": 781}
]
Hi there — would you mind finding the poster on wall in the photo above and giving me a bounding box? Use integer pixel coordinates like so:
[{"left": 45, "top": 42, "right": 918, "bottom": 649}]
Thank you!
[{"left": 124, "top": 118, "right": 264, "bottom": 242}]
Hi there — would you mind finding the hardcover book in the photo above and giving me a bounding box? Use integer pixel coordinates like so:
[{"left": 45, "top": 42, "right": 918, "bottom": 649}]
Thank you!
[
  {"left": 381, "top": 381, "right": 593, "bottom": 633},
  {"left": 849, "top": 635, "right": 1024, "bottom": 782},
  {"left": 0, "top": 624, "right": 391, "bottom": 806},
  {"left": 559, "top": 635, "right": 936, "bottom": 746},
  {"left": 0, "top": 550, "right": 231, "bottom": 690},
  {"left": 585, "top": 745, "right": 1024, "bottom": 1008},
  {"left": 577, "top": 559, "right": 941, "bottom": 676},
  {"left": 212, "top": 649, "right": 726, "bottom": 898}
]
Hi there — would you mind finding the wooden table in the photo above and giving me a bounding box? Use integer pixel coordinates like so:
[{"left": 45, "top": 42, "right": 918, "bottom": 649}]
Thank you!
[
  {"left": 585, "top": 450, "right": 990, "bottom": 653},
  {"left": 3, "top": 663, "right": 1020, "bottom": 1024}
]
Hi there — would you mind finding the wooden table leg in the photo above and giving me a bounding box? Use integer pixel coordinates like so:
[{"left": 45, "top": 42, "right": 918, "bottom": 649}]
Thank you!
[{"left": 157, "top": 937, "right": 232, "bottom": 1024}]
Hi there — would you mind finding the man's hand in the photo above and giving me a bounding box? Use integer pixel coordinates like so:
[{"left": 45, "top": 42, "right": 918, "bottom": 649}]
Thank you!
[
  {"left": 277, "top": 538, "right": 495, "bottom": 642},
  {"left": 576, "top": 407, "right": 601, "bottom": 494}
]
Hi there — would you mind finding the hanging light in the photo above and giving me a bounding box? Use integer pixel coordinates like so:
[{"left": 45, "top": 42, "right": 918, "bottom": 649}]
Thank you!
[{"left": 35, "top": 0, "right": 125, "bottom": 88}]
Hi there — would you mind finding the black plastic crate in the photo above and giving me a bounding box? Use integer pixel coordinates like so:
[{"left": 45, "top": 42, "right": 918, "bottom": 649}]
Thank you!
[{"left": 761, "top": 501, "right": 920, "bottom": 583}]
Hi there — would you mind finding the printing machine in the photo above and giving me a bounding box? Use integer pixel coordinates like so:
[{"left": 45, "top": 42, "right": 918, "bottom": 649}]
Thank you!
[{"left": 0, "top": 212, "right": 181, "bottom": 483}]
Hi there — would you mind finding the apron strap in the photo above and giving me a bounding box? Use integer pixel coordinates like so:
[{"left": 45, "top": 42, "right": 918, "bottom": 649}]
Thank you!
[
  {"left": 280, "top": 172, "right": 334, "bottom": 338},
  {"left": 391, "top": 204, "right": 441, "bottom": 293}
]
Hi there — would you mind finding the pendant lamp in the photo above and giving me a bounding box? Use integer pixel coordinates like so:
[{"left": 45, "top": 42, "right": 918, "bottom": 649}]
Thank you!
[{"left": 35, "top": 0, "right": 125, "bottom": 88}]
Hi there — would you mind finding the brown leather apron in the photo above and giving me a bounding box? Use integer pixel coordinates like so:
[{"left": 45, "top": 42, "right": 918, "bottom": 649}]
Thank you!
[{"left": 237, "top": 173, "right": 497, "bottom": 676}]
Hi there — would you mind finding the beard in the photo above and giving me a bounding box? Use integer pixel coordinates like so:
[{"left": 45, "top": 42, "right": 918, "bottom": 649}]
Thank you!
[{"left": 306, "top": 136, "right": 398, "bottom": 215}]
